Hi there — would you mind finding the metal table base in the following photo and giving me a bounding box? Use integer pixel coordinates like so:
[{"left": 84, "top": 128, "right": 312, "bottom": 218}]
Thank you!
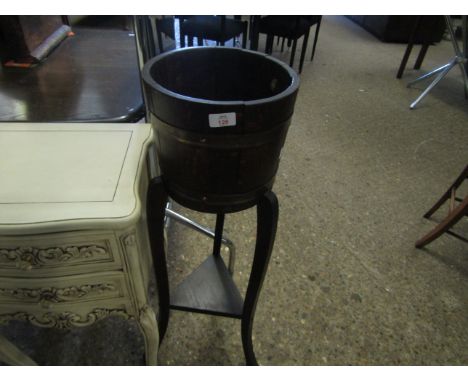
[{"left": 408, "top": 16, "right": 468, "bottom": 109}]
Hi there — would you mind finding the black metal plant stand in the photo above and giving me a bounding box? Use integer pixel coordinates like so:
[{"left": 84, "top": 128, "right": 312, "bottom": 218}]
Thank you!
[{"left": 147, "top": 177, "right": 279, "bottom": 366}]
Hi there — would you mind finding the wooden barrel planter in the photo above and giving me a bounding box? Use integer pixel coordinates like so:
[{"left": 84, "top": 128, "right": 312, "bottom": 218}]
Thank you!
[{"left": 143, "top": 47, "right": 300, "bottom": 212}]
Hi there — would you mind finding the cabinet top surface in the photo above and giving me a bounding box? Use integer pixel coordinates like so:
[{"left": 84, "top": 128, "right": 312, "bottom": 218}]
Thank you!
[{"left": 0, "top": 123, "right": 153, "bottom": 234}]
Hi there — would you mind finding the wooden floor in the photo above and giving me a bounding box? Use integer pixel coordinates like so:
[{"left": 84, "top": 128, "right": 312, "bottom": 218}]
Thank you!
[{"left": 0, "top": 23, "right": 144, "bottom": 122}]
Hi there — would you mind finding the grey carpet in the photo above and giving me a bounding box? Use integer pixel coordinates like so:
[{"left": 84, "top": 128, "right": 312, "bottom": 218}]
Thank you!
[{"left": 1, "top": 16, "right": 467, "bottom": 365}]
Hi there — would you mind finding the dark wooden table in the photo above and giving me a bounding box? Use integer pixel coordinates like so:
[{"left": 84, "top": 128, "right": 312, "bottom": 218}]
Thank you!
[{"left": 0, "top": 26, "right": 144, "bottom": 122}]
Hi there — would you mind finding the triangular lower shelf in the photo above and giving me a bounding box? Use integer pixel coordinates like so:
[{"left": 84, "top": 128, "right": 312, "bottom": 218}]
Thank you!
[{"left": 169, "top": 255, "right": 244, "bottom": 318}]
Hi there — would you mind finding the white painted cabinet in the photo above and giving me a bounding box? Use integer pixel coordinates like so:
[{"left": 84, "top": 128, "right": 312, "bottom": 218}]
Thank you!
[{"left": 0, "top": 123, "right": 158, "bottom": 365}]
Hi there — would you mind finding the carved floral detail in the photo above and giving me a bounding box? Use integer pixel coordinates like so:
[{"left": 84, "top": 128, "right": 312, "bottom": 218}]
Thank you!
[
  {"left": 123, "top": 234, "right": 136, "bottom": 247},
  {"left": 0, "top": 283, "right": 116, "bottom": 306},
  {"left": 0, "top": 309, "right": 131, "bottom": 329},
  {"left": 0, "top": 244, "right": 109, "bottom": 270}
]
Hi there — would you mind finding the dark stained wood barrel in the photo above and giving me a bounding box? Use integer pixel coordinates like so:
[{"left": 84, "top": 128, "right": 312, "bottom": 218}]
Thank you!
[{"left": 142, "top": 47, "right": 300, "bottom": 213}]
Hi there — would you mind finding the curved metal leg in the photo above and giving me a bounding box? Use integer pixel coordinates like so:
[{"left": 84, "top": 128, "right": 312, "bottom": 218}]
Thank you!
[
  {"left": 146, "top": 177, "right": 170, "bottom": 344},
  {"left": 241, "top": 191, "right": 279, "bottom": 366}
]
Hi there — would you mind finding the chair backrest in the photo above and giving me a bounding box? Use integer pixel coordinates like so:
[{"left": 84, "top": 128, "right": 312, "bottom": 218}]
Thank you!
[
  {"left": 259, "top": 16, "right": 304, "bottom": 37},
  {"left": 133, "top": 16, "right": 157, "bottom": 122},
  {"left": 134, "top": 16, "right": 157, "bottom": 66},
  {"left": 179, "top": 16, "right": 246, "bottom": 47}
]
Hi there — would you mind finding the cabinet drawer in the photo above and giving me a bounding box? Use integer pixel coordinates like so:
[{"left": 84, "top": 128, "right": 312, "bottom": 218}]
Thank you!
[
  {"left": 0, "top": 231, "right": 122, "bottom": 277},
  {"left": 0, "top": 271, "right": 129, "bottom": 308},
  {"left": 0, "top": 299, "right": 136, "bottom": 329}
]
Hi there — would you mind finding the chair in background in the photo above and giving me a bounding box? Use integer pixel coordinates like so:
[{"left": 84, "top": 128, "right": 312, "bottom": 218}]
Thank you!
[
  {"left": 405, "top": 16, "right": 468, "bottom": 109},
  {"left": 179, "top": 16, "right": 248, "bottom": 48},
  {"left": 415, "top": 164, "right": 468, "bottom": 248},
  {"left": 258, "top": 15, "right": 322, "bottom": 73},
  {"left": 396, "top": 16, "right": 446, "bottom": 79},
  {"left": 155, "top": 16, "right": 176, "bottom": 53}
]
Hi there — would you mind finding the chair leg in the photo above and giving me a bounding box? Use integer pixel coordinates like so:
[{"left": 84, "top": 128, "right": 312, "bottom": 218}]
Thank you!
[
  {"left": 241, "top": 21, "right": 248, "bottom": 49},
  {"left": 265, "top": 34, "right": 274, "bottom": 54},
  {"left": 289, "top": 38, "right": 298, "bottom": 68},
  {"left": 415, "top": 197, "right": 468, "bottom": 248},
  {"left": 397, "top": 15, "right": 422, "bottom": 79},
  {"left": 180, "top": 32, "right": 186, "bottom": 48},
  {"left": 397, "top": 45, "right": 414, "bottom": 79},
  {"left": 281, "top": 37, "right": 286, "bottom": 52},
  {"left": 143, "top": 17, "right": 157, "bottom": 59},
  {"left": 298, "top": 28, "right": 310, "bottom": 73},
  {"left": 423, "top": 165, "right": 468, "bottom": 218},
  {"left": 414, "top": 43, "right": 430, "bottom": 70},
  {"left": 310, "top": 16, "right": 322, "bottom": 61},
  {"left": 249, "top": 16, "right": 260, "bottom": 51},
  {"left": 156, "top": 23, "right": 164, "bottom": 53},
  {"left": 197, "top": 37, "right": 203, "bottom": 46}
]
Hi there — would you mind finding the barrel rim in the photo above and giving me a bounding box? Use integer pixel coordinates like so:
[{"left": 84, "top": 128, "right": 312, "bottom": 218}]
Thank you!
[{"left": 142, "top": 46, "right": 300, "bottom": 106}]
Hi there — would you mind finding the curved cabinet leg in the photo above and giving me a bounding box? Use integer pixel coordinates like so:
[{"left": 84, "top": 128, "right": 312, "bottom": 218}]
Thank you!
[
  {"left": 241, "top": 191, "right": 279, "bottom": 366},
  {"left": 0, "top": 334, "right": 37, "bottom": 366},
  {"left": 137, "top": 305, "right": 159, "bottom": 365},
  {"left": 146, "top": 177, "right": 170, "bottom": 343}
]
